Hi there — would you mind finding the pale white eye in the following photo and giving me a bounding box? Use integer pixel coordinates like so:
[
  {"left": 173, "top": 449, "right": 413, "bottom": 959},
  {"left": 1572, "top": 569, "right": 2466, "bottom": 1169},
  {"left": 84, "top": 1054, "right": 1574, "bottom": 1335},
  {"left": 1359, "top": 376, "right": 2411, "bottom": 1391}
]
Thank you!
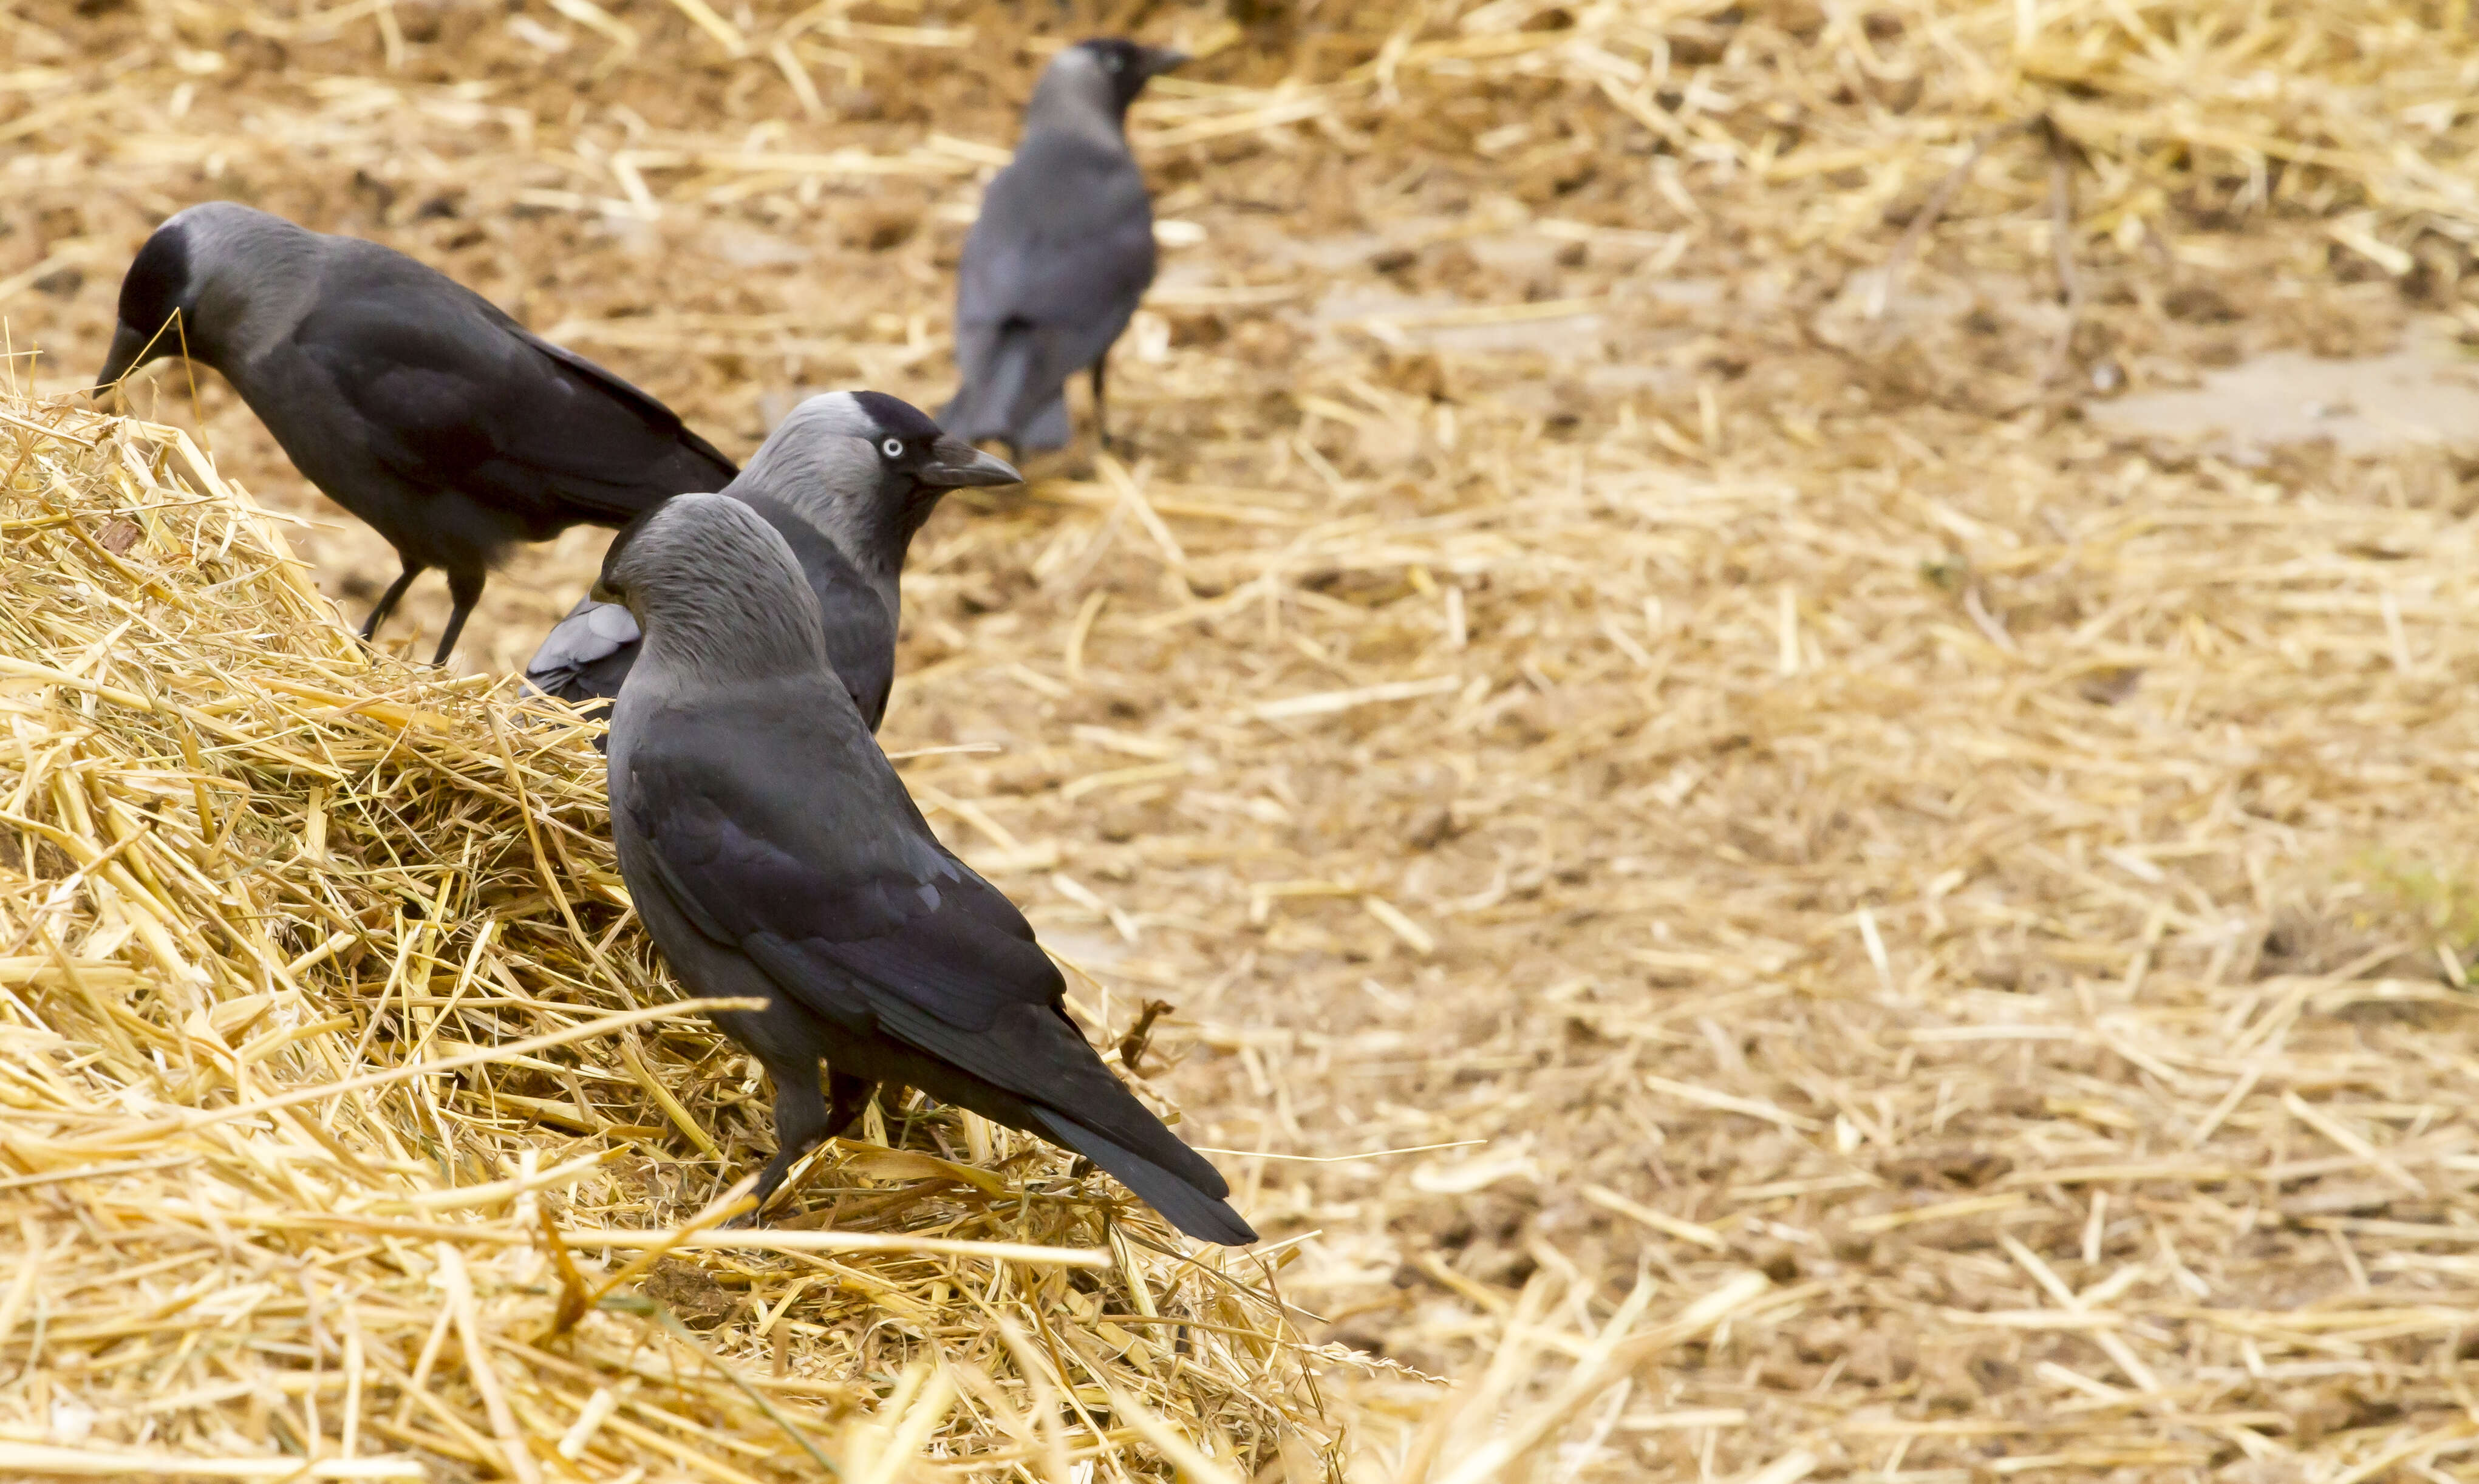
[
  {"left": 1103, "top": 52, "right": 1123, "bottom": 70},
  {"left": 880, "top": 437, "right": 904, "bottom": 458}
]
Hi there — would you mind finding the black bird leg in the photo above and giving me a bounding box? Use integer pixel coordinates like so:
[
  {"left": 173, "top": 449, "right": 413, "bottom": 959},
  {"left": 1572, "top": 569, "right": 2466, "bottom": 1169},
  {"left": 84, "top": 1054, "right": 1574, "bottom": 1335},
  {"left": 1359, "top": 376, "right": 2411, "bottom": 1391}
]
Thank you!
[
  {"left": 430, "top": 568, "right": 485, "bottom": 667},
  {"left": 361, "top": 562, "right": 423, "bottom": 642},
  {"left": 735, "top": 1067, "right": 876, "bottom": 1225},
  {"left": 825, "top": 1069, "right": 877, "bottom": 1140},
  {"left": 1090, "top": 358, "right": 1113, "bottom": 454},
  {"left": 738, "top": 1063, "right": 834, "bottom": 1224}
]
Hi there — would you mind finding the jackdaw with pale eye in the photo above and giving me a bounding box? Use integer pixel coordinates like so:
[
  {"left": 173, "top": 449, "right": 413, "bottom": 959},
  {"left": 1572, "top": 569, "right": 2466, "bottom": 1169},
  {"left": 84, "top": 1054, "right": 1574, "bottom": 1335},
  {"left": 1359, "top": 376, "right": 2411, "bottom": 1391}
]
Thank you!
[
  {"left": 525, "top": 390, "right": 1017, "bottom": 724},
  {"left": 941, "top": 38, "right": 1185, "bottom": 458},
  {"left": 598, "top": 494, "right": 1255, "bottom": 1245},
  {"left": 97, "top": 202, "right": 736, "bottom": 664}
]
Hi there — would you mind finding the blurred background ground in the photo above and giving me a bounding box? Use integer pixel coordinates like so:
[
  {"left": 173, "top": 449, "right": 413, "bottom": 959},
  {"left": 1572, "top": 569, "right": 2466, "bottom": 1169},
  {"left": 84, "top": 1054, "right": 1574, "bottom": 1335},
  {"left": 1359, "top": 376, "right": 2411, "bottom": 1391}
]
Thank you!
[{"left": 11, "top": 0, "right": 2479, "bottom": 1477}]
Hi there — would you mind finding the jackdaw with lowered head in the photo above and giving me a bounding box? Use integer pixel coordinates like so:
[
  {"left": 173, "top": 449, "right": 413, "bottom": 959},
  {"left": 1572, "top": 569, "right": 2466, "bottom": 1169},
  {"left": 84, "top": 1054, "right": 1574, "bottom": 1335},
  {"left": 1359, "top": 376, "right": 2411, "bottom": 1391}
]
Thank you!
[
  {"left": 525, "top": 390, "right": 1017, "bottom": 723},
  {"left": 597, "top": 493, "right": 1255, "bottom": 1245},
  {"left": 941, "top": 38, "right": 1185, "bottom": 458},
  {"left": 96, "top": 202, "right": 737, "bottom": 664}
]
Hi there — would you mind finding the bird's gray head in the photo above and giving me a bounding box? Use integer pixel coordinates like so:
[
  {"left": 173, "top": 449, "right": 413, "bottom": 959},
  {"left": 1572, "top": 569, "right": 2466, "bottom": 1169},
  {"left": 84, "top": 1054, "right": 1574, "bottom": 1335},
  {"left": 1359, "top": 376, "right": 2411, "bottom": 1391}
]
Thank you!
[
  {"left": 1026, "top": 38, "right": 1187, "bottom": 136},
  {"left": 95, "top": 203, "right": 317, "bottom": 390},
  {"left": 593, "top": 493, "right": 830, "bottom": 682},
  {"left": 729, "top": 390, "right": 1019, "bottom": 575}
]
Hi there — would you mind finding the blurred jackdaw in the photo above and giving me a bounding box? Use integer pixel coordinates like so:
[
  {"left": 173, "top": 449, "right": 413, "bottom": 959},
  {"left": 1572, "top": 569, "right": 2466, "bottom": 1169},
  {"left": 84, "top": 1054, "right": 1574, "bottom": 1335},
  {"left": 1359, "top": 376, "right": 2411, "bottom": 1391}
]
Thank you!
[
  {"left": 525, "top": 391, "right": 1016, "bottom": 723},
  {"left": 598, "top": 494, "right": 1254, "bottom": 1245},
  {"left": 96, "top": 202, "right": 736, "bottom": 664},
  {"left": 941, "top": 38, "right": 1185, "bottom": 457}
]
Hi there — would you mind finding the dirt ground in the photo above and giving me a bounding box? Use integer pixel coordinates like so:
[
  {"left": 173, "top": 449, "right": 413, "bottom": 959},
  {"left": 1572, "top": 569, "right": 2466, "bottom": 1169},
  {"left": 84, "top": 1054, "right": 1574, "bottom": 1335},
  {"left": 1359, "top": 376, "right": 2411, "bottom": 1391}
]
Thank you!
[{"left": 11, "top": 0, "right": 2479, "bottom": 1477}]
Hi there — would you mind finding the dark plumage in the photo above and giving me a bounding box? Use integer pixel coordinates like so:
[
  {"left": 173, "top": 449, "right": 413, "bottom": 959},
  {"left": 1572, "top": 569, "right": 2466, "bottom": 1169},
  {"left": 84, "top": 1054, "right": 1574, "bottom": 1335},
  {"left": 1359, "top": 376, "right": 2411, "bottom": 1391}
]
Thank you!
[
  {"left": 941, "top": 38, "right": 1185, "bottom": 457},
  {"left": 599, "top": 494, "right": 1255, "bottom": 1245},
  {"left": 525, "top": 391, "right": 1016, "bottom": 726},
  {"left": 96, "top": 202, "right": 736, "bottom": 664}
]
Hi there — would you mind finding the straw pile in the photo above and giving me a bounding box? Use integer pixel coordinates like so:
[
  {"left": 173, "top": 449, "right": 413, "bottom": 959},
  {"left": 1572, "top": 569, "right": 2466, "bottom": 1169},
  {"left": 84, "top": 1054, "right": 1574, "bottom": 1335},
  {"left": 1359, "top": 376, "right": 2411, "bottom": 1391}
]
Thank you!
[
  {"left": 9, "top": 0, "right": 2479, "bottom": 1479},
  {"left": 0, "top": 391, "right": 1331, "bottom": 1477}
]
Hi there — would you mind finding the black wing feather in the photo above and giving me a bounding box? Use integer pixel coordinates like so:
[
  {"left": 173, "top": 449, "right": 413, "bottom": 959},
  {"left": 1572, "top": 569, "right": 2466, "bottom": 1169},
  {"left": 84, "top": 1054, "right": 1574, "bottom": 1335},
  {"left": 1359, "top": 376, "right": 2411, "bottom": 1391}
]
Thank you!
[
  {"left": 293, "top": 290, "right": 735, "bottom": 527},
  {"left": 512, "top": 323, "right": 737, "bottom": 472},
  {"left": 624, "top": 724, "right": 1053, "bottom": 1033}
]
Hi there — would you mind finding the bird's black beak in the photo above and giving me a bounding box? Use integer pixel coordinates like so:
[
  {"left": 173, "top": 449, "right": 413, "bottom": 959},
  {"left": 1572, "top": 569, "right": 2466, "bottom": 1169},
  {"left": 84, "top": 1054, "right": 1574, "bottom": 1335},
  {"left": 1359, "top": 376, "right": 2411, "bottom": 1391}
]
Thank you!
[
  {"left": 94, "top": 322, "right": 152, "bottom": 398},
  {"left": 1141, "top": 47, "right": 1190, "bottom": 78},
  {"left": 917, "top": 435, "right": 1023, "bottom": 489}
]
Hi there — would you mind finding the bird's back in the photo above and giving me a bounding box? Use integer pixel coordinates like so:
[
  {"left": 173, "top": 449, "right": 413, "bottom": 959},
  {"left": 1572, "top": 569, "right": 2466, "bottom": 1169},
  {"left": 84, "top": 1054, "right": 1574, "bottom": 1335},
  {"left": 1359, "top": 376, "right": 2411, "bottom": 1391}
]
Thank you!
[
  {"left": 233, "top": 234, "right": 734, "bottom": 562},
  {"left": 608, "top": 666, "right": 934, "bottom": 902}
]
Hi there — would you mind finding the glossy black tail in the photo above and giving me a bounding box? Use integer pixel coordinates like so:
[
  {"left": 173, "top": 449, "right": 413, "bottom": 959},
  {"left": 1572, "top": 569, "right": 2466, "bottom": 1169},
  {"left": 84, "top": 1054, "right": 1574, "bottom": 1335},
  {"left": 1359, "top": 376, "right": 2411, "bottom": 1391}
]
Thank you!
[{"left": 1031, "top": 1106, "right": 1257, "bottom": 1245}]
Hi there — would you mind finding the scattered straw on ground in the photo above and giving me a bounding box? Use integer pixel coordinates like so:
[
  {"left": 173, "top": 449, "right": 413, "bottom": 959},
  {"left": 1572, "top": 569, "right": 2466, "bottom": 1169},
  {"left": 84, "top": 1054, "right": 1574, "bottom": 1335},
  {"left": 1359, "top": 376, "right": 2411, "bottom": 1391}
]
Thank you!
[{"left": 9, "top": 0, "right": 2479, "bottom": 1480}]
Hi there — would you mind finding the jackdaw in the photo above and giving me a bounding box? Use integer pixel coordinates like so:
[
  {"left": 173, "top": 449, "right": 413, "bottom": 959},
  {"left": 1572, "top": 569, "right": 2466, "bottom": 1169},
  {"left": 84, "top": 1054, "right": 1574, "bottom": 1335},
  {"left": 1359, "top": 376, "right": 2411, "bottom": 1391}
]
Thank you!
[
  {"left": 599, "top": 494, "right": 1255, "bottom": 1245},
  {"left": 96, "top": 202, "right": 737, "bottom": 664},
  {"left": 941, "top": 38, "right": 1185, "bottom": 457},
  {"left": 524, "top": 390, "right": 1017, "bottom": 724}
]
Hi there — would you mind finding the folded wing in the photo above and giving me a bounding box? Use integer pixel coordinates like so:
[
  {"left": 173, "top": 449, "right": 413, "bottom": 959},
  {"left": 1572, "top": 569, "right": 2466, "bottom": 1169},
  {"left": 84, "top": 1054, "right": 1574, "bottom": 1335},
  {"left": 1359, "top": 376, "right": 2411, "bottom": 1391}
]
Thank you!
[
  {"left": 525, "top": 596, "right": 642, "bottom": 706},
  {"left": 619, "top": 698, "right": 1248, "bottom": 1242},
  {"left": 293, "top": 286, "right": 736, "bottom": 528}
]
